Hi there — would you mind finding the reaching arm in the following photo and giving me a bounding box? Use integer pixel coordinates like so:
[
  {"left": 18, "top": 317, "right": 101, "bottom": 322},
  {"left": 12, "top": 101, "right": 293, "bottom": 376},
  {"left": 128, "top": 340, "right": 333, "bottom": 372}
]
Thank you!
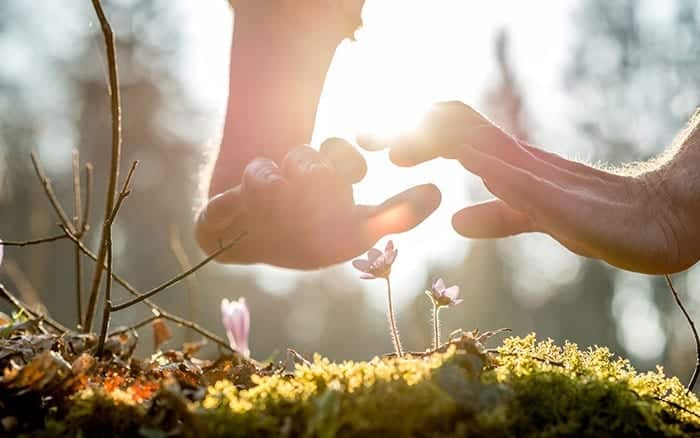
[
  {"left": 360, "top": 102, "right": 700, "bottom": 275},
  {"left": 209, "top": 2, "right": 362, "bottom": 196},
  {"left": 194, "top": 1, "right": 441, "bottom": 269}
]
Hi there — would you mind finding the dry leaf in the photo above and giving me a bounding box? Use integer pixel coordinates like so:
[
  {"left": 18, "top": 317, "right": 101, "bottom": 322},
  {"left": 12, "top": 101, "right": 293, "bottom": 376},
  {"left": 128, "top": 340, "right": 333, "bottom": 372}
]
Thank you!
[{"left": 152, "top": 318, "right": 172, "bottom": 352}]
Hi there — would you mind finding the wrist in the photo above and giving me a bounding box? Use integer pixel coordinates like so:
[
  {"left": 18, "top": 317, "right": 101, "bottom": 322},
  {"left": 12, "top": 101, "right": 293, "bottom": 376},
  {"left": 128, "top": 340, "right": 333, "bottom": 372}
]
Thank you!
[{"left": 211, "top": 3, "right": 361, "bottom": 196}]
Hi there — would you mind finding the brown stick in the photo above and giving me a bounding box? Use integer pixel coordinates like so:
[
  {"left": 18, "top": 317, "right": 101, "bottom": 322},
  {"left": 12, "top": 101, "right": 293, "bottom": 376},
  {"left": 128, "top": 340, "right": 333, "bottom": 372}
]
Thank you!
[
  {"left": 109, "top": 313, "right": 160, "bottom": 338},
  {"left": 96, "top": 161, "right": 137, "bottom": 355},
  {"left": 3, "top": 260, "right": 44, "bottom": 314},
  {"left": 60, "top": 226, "right": 236, "bottom": 353},
  {"left": 1, "top": 235, "right": 67, "bottom": 246},
  {"left": 82, "top": 163, "right": 93, "bottom": 235},
  {"left": 30, "top": 153, "right": 75, "bottom": 234},
  {"left": 169, "top": 225, "right": 200, "bottom": 340},
  {"left": 72, "top": 150, "right": 84, "bottom": 328},
  {"left": 665, "top": 274, "right": 700, "bottom": 393},
  {"left": 85, "top": 0, "right": 123, "bottom": 333},
  {"left": 111, "top": 233, "right": 246, "bottom": 311},
  {"left": 0, "top": 283, "right": 68, "bottom": 333}
]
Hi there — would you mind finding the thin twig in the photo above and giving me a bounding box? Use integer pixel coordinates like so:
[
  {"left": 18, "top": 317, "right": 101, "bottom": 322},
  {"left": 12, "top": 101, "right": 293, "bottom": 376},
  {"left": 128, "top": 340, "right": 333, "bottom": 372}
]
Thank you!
[
  {"left": 85, "top": 0, "right": 123, "bottom": 333},
  {"left": 60, "top": 225, "right": 236, "bottom": 353},
  {"left": 72, "top": 150, "right": 83, "bottom": 229},
  {"left": 72, "top": 150, "right": 84, "bottom": 329},
  {"left": 108, "top": 161, "right": 138, "bottom": 224},
  {"left": 96, "top": 239, "right": 113, "bottom": 355},
  {"left": 3, "top": 260, "right": 44, "bottom": 314},
  {"left": 96, "top": 161, "right": 137, "bottom": 355},
  {"left": 30, "top": 152, "right": 75, "bottom": 234},
  {"left": 652, "top": 396, "right": 700, "bottom": 421},
  {"left": 82, "top": 163, "right": 93, "bottom": 235},
  {"left": 109, "top": 313, "right": 160, "bottom": 338},
  {"left": 1, "top": 234, "right": 68, "bottom": 246},
  {"left": 111, "top": 233, "right": 247, "bottom": 311},
  {"left": 0, "top": 283, "right": 68, "bottom": 333},
  {"left": 169, "top": 225, "right": 200, "bottom": 340},
  {"left": 665, "top": 274, "right": 700, "bottom": 393}
]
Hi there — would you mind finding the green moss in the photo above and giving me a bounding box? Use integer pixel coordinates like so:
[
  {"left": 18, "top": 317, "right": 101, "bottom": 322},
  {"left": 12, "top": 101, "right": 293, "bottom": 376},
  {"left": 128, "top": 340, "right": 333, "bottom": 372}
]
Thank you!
[{"left": 35, "top": 335, "right": 700, "bottom": 437}]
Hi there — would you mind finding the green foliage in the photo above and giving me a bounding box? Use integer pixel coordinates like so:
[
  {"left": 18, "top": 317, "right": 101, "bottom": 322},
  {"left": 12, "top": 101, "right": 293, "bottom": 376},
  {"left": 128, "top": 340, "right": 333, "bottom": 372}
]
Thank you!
[{"left": 33, "top": 335, "right": 700, "bottom": 437}]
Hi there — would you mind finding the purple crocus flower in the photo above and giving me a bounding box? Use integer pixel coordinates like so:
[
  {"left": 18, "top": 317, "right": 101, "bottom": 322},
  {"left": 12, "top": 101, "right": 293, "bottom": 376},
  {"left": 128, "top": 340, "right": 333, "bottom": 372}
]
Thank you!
[
  {"left": 426, "top": 278, "right": 462, "bottom": 308},
  {"left": 221, "top": 297, "right": 250, "bottom": 358},
  {"left": 352, "top": 240, "right": 398, "bottom": 280}
]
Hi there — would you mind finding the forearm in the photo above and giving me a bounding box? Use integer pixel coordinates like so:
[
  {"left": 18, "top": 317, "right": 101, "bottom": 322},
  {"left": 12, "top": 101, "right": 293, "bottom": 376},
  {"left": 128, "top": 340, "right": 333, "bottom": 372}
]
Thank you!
[{"left": 209, "top": 3, "right": 359, "bottom": 196}]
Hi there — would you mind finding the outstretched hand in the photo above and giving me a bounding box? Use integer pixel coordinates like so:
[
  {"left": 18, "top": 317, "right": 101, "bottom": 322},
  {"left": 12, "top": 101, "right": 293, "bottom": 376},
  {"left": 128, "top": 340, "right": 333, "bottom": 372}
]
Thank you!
[
  {"left": 358, "top": 101, "right": 699, "bottom": 275},
  {"left": 195, "top": 138, "right": 440, "bottom": 269}
]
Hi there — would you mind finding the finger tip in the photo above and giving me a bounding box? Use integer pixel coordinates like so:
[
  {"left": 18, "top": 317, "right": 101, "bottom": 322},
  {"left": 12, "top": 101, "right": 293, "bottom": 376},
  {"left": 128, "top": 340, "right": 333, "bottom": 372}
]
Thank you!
[
  {"left": 356, "top": 133, "right": 387, "bottom": 151},
  {"left": 419, "top": 183, "right": 442, "bottom": 212},
  {"left": 388, "top": 148, "right": 421, "bottom": 167}
]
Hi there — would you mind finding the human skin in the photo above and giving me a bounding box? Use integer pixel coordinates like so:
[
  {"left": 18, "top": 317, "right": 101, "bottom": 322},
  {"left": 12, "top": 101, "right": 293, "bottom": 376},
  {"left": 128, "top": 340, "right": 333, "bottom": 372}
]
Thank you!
[
  {"left": 359, "top": 101, "right": 700, "bottom": 275},
  {"left": 195, "top": 1, "right": 440, "bottom": 269}
]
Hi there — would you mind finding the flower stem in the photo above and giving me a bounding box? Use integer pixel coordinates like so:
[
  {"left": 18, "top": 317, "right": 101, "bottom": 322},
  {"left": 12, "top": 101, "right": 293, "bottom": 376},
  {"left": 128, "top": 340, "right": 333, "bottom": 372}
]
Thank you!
[
  {"left": 385, "top": 277, "right": 403, "bottom": 358},
  {"left": 433, "top": 305, "right": 440, "bottom": 350}
]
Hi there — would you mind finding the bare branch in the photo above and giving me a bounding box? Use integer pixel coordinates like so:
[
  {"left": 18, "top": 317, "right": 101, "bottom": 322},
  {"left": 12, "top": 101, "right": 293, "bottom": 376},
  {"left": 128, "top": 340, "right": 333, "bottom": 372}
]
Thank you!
[
  {"left": 109, "top": 313, "right": 160, "bottom": 338},
  {"left": 1, "top": 234, "right": 67, "bottom": 247},
  {"left": 95, "top": 161, "right": 137, "bottom": 354},
  {"left": 96, "top": 239, "right": 113, "bottom": 356},
  {"left": 72, "top": 150, "right": 84, "bottom": 329},
  {"left": 169, "top": 225, "right": 200, "bottom": 340},
  {"left": 60, "top": 225, "right": 236, "bottom": 353},
  {"left": 3, "top": 260, "right": 45, "bottom": 315},
  {"left": 0, "top": 283, "right": 68, "bottom": 333},
  {"left": 111, "top": 233, "right": 246, "bottom": 311},
  {"left": 72, "top": 150, "right": 83, "bottom": 230},
  {"left": 30, "top": 152, "right": 75, "bottom": 233},
  {"left": 108, "top": 161, "right": 138, "bottom": 224},
  {"left": 82, "top": 163, "right": 94, "bottom": 235},
  {"left": 85, "top": 0, "right": 123, "bottom": 333},
  {"left": 665, "top": 274, "right": 700, "bottom": 393}
]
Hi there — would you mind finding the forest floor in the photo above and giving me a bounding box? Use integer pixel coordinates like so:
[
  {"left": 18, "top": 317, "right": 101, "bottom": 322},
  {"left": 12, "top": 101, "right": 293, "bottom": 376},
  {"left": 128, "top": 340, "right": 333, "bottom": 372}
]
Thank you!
[{"left": 2, "top": 311, "right": 700, "bottom": 437}]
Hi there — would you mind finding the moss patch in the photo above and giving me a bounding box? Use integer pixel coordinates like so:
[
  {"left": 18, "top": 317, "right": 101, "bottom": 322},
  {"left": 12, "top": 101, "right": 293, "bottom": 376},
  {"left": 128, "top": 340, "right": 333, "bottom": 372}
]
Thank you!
[{"left": 16, "top": 334, "right": 698, "bottom": 437}]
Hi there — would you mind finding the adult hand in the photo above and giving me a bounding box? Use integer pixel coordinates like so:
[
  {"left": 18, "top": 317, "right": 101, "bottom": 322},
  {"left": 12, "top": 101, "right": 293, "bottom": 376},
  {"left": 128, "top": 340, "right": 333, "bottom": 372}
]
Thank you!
[
  {"left": 358, "top": 101, "right": 700, "bottom": 275},
  {"left": 195, "top": 138, "right": 441, "bottom": 269}
]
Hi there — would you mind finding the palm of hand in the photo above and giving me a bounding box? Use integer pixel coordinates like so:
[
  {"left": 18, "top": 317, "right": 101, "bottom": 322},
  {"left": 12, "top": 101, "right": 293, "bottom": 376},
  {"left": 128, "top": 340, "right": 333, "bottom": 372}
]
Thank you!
[{"left": 195, "top": 139, "right": 440, "bottom": 269}]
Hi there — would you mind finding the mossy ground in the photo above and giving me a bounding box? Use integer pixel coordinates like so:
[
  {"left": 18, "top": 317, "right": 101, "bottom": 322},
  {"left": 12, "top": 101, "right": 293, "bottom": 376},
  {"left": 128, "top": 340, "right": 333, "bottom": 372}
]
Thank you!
[{"left": 5, "top": 333, "right": 696, "bottom": 437}]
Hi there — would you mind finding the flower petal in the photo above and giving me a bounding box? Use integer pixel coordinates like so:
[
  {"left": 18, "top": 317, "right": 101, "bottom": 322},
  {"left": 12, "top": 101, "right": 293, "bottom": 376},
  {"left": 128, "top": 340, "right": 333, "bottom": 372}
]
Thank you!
[
  {"left": 367, "top": 248, "right": 382, "bottom": 263},
  {"left": 385, "top": 248, "right": 397, "bottom": 265},
  {"left": 433, "top": 278, "right": 445, "bottom": 292},
  {"left": 385, "top": 240, "right": 394, "bottom": 254},
  {"left": 352, "top": 259, "right": 371, "bottom": 272},
  {"left": 444, "top": 285, "right": 460, "bottom": 300},
  {"left": 360, "top": 273, "right": 376, "bottom": 280},
  {"left": 451, "top": 298, "right": 464, "bottom": 306}
]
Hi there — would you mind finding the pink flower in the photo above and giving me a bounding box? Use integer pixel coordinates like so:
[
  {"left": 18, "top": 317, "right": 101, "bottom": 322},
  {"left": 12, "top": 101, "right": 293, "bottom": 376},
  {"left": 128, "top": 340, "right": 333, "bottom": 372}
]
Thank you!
[
  {"left": 426, "top": 278, "right": 462, "bottom": 307},
  {"left": 352, "top": 240, "right": 398, "bottom": 280},
  {"left": 221, "top": 297, "right": 250, "bottom": 358}
]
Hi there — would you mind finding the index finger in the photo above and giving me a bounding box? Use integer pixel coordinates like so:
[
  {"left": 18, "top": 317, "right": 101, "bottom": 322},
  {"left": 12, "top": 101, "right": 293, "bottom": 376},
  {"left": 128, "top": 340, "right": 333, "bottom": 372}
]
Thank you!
[{"left": 357, "top": 101, "right": 473, "bottom": 166}]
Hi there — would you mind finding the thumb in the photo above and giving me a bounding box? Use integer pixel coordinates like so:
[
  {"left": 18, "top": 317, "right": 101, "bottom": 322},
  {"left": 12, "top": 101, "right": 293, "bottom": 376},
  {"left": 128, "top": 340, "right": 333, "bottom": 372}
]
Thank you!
[{"left": 356, "top": 183, "right": 441, "bottom": 248}]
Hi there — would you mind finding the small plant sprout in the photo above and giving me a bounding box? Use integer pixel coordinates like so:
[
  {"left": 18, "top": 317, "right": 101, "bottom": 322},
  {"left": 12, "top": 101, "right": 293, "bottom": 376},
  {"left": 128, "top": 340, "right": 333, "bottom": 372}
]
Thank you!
[
  {"left": 425, "top": 278, "right": 462, "bottom": 350},
  {"left": 352, "top": 240, "right": 403, "bottom": 357},
  {"left": 221, "top": 297, "right": 251, "bottom": 358}
]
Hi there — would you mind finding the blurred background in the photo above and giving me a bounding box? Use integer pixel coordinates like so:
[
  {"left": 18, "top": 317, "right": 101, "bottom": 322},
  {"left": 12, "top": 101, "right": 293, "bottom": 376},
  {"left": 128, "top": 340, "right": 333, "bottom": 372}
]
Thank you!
[{"left": 0, "top": 0, "right": 699, "bottom": 383}]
